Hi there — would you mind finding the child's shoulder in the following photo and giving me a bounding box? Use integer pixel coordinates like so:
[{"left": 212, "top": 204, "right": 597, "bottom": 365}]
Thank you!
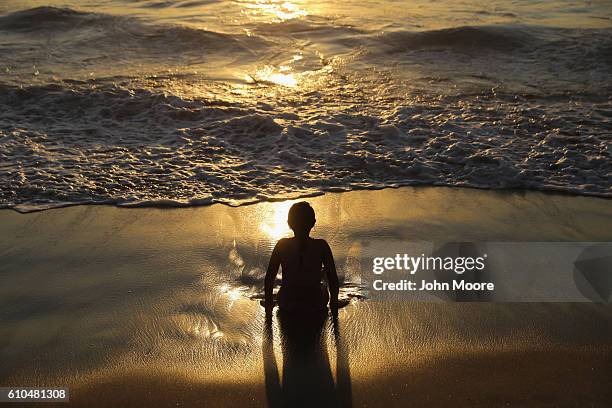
[{"left": 313, "top": 238, "right": 330, "bottom": 247}]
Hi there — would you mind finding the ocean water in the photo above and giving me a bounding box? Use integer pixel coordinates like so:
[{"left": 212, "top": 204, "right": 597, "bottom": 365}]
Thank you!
[{"left": 1, "top": 0, "right": 611, "bottom": 211}]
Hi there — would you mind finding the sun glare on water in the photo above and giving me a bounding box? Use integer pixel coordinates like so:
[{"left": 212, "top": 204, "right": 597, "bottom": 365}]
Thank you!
[
  {"left": 260, "top": 201, "right": 294, "bottom": 240},
  {"left": 218, "top": 283, "right": 244, "bottom": 301},
  {"left": 242, "top": 0, "right": 307, "bottom": 22},
  {"left": 251, "top": 65, "right": 298, "bottom": 87}
]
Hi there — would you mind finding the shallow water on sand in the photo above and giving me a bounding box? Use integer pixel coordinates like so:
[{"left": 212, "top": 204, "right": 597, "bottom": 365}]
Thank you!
[
  {"left": 1, "top": 1, "right": 611, "bottom": 211},
  {"left": 1, "top": 188, "right": 612, "bottom": 398}
]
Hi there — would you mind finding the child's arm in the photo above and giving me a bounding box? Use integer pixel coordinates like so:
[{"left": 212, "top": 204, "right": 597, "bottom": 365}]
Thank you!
[
  {"left": 322, "top": 240, "right": 339, "bottom": 309},
  {"left": 264, "top": 241, "right": 282, "bottom": 308}
]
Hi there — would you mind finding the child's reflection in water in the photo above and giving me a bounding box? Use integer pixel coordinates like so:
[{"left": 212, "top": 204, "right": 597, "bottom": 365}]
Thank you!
[{"left": 262, "top": 202, "right": 351, "bottom": 408}]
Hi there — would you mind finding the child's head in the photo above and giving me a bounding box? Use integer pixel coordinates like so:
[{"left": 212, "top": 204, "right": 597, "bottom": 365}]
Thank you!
[{"left": 287, "top": 202, "right": 316, "bottom": 236}]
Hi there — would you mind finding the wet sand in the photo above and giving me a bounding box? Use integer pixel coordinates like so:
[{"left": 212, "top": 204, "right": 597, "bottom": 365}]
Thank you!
[{"left": 1, "top": 187, "right": 611, "bottom": 407}]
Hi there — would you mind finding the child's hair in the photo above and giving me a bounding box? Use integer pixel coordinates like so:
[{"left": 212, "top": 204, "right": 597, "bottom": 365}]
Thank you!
[{"left": 287, "top": 202, "right": 316, "bottom": 231}]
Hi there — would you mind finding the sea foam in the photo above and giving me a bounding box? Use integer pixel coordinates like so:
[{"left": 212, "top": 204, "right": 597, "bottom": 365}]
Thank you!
[{"left": 0, "top": 5, "right": 610, "bottom": 211}]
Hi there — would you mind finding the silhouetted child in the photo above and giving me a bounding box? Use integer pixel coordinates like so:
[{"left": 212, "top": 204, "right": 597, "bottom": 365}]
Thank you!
[{"left": 264, "top": 202, "right": 339, "bottom": 312}]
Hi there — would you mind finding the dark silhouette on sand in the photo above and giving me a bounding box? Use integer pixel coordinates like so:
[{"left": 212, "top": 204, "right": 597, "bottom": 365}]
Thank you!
[
  {"left": 263, "top": 306, "right": 352, "bottom": 408},
  {"left": 262, "top": 202, "right": 351, "bottom": 407},
  {"left": 264, "top": 201, "right": 339, "bottom": 312}
]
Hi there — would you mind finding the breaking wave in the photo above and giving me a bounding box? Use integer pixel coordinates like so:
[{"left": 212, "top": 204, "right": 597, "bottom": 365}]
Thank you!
[
  {"left": 1, "top": 81, "right": 610, "bottom": 212},
  {"left": 1, "top": 5, "right": 610, "bottom": 211}
]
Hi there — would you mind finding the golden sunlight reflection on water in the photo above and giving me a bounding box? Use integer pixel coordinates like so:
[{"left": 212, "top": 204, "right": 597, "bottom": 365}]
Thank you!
[
  {"left": 246, "top": 65, "right": 299, "bottom": 87},
  {"left": 237, "top": 2, "right": 308, "bottom": 87},
  {"left": 259, "top": 200, "right": 294, "bottom": 240},
  {"left": 4, "top": 189, "right": 612, "bottom": 403},
  {"left": 240, "top": 0, "right": 307, "bottom": 22},
  {"left": 218, "top": 283, "right": 244, "bottom": 302}
]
